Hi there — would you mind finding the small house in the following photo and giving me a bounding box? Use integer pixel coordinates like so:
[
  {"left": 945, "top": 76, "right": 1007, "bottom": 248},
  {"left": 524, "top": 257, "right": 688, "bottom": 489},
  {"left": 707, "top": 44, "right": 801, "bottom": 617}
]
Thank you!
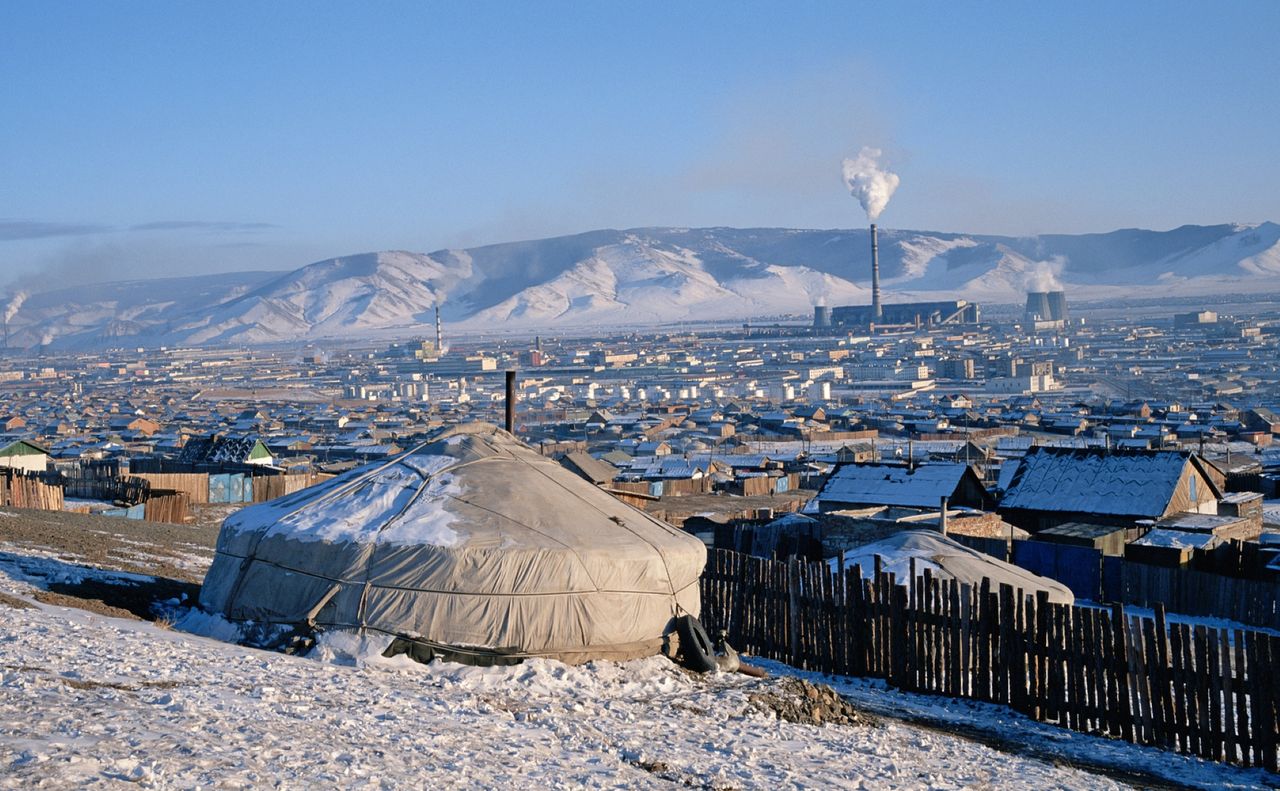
[
  {"left": 812, "top": 462, "right": 990, "bottom": 512},
  {"left": 998, "top": 447, "right": 1222, "bottom": 533},
  {"left": 0, "top": 440, "right": 50, "bottom": 474},
  {"left": 559, "top": 451, "right": 619, "bottom": 486},
  {"left": 177, "top": 435, "right": 275, "bottom": 468}
]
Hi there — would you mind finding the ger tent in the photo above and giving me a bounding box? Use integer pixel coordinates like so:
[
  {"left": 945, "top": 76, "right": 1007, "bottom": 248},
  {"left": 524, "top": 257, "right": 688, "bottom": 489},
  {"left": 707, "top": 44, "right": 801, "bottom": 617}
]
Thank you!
[
  {"left": 199, "top": 423, "right": 706, "bottom": 663},
  {"left": 829, "top": 529, "right": 1074, "bottom": 605}
]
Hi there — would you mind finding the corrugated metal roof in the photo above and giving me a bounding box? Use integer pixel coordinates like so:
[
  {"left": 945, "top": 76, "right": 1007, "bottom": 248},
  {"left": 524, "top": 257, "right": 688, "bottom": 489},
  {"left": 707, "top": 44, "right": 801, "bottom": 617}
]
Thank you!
[
  {"left": 816, "top": 463, "right": 971, "bottom": 508},
  {"left": 999, "top": 448, "right": 1192, "bottom": 518}
]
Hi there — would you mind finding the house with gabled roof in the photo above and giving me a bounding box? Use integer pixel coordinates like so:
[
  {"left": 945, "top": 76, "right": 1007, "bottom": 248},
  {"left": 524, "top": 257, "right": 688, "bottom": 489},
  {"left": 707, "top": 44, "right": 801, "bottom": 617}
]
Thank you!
[
  {"left": 0, "top": 439, "right": 50, "bottom": 474},
  {"left": 812, "top": 462, "right": 990, "bottom": 512},
  {"left": 559, "top": 451, "right": 619, "bottom": 486},
  {"left": 177, "top": 435, "right": 275, "bottom": 467},
  {"left": 998, "top": 447, "right": 1222, "bottom": 533}
]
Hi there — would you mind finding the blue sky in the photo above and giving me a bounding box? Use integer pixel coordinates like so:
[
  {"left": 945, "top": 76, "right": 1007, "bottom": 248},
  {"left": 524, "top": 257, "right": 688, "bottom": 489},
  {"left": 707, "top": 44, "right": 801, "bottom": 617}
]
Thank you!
[{"left": 2, "top": 1, "right": 1278, "bottom": 287}]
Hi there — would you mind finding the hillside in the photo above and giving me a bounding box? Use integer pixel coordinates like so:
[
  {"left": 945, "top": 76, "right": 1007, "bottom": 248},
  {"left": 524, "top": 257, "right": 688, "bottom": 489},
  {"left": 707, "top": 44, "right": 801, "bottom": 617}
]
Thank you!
[
  {"left": 0, "top": 507, "right": 1269, "bottom": 788},
  {"left": 8, "top": 222, "right": 1280, "bottom": 348}
]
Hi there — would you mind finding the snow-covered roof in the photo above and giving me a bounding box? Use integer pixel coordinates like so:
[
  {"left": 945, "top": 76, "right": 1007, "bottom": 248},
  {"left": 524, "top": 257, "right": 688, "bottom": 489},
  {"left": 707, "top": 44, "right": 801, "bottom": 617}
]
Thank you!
[
  {"left": 1131, "top": 529, "right": 1218, "bottom": 550},
  {"left": 828, "top": 529, "right": 1073, "bottom": 604},
  {"left": 177, "top": 435, "right": 268, "bottom": 464},
  {"left": 815, "top": 463, "right": 974, "bottom": 509},
  {"left": 1000, "top": 448, "right": 1200, "bottom": 518}
]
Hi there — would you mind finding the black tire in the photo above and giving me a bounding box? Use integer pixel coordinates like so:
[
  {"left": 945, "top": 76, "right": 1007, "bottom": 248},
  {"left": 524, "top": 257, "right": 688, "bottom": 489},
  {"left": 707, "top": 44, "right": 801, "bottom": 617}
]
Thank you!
[{"left": 675, "top": 615, "right": 717, "bottom": 673}]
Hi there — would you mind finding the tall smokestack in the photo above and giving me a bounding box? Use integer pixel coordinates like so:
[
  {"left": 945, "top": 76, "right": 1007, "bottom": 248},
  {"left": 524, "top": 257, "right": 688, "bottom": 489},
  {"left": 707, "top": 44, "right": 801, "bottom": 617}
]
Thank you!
[
  {"left": 505, "top": 370, "right": 516, "bottom": 434},
  {"left": 870, "top": 223, "right": 882, "bottom": 322},
  {"left": 435, "top": 304, "right": 443, "bottom": 355}
]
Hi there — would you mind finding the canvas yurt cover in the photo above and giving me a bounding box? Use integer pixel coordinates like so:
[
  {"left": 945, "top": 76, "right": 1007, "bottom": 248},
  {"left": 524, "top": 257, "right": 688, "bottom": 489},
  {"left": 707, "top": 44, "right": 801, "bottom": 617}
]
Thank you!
[{"left": 199, "top": 423, "right": 706, "bottom": 662}]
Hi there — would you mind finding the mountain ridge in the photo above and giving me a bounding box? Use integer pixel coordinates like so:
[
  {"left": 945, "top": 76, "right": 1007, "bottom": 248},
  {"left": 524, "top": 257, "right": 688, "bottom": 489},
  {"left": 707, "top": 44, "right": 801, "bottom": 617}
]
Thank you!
[{"left": 8, "top": 222, "right": 1280, "bottom": 348}]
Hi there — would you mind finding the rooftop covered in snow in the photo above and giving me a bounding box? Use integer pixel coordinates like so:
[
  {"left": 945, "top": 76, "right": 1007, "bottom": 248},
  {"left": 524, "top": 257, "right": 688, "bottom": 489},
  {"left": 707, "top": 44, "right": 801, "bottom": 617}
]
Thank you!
[{"left": 812, "top": 462, "right": 989, "bottom": 511}]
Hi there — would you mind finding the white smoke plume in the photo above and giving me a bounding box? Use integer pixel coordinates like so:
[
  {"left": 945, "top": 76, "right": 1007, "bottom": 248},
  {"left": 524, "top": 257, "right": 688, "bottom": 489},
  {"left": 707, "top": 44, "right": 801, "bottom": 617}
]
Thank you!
[
  {"left": 841, "top": 147, "right": 900, "bottom": 221},
  {"left": 1023, "top": 258, "right": 1066, "bottom": 292},
  {"left": 39, "top": 331, "right": 54, "bottom": 346},
  {"left": 3, "top": 291, "right": 27, "bottom": 324}
]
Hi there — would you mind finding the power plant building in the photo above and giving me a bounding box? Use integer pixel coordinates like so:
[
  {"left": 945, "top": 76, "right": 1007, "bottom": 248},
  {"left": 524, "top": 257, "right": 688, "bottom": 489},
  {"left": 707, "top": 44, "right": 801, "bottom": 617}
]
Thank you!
[
  {"left": 817, "top": 300, "right": 980, "bottom": 328},
  {"left": 811, "top": 222, "right": 980, "bottom": 331}
]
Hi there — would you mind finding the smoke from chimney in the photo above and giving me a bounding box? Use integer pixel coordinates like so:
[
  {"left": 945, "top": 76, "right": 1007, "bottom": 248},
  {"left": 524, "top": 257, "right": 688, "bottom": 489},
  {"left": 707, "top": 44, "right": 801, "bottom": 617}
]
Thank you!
[
  {"left": 1023, "top": 258, "right": 1065, "bottom": 292},
  {"left": 3, "top": 291, "right": 27, "bottom": 325},
  {"left": 841, "top": 147, "right": 899, "bottom": 221}
]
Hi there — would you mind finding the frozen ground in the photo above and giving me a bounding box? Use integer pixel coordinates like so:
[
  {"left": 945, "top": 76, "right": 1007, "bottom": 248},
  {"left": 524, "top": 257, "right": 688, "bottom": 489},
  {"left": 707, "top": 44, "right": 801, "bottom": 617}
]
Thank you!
[{"left": 0, "top": 509, "right": 1276, "bottom": 789}]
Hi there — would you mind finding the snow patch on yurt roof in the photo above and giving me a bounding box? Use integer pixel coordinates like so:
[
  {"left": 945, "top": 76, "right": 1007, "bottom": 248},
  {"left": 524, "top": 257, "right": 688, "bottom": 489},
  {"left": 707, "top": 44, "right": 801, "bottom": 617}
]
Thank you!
[{"left": 223, "top": 444, "right": 466, "bottom": 548}]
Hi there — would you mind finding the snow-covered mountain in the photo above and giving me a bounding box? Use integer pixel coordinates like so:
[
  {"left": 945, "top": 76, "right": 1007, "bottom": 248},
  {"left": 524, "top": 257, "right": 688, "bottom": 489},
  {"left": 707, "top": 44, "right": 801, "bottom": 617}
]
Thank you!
[{"left": 8, "top": 222, "right": 1280, "bottom": 348}]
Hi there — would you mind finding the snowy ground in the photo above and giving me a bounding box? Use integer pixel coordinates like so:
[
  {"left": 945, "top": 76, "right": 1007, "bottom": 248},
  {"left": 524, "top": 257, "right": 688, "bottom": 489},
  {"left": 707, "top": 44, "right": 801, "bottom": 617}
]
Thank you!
[
  {"left": 0, "top": 510, "right": 1277, "bottom": 789},
  {"left": 0, "top": 594, "right": 1141, "bottom": 790}
]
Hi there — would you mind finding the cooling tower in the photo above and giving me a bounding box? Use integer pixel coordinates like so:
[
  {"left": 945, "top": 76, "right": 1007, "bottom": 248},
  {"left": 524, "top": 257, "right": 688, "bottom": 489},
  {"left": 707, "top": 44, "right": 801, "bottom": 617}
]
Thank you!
[
  {"left": 1025, "top": 292, "right": 1051, "bottom": 322},
  {"left": 813, "top": 305, "right": 832, "bottom": 328},
  {"left": 1046, "top": 291, "right": 1068, "bottom": 322}
]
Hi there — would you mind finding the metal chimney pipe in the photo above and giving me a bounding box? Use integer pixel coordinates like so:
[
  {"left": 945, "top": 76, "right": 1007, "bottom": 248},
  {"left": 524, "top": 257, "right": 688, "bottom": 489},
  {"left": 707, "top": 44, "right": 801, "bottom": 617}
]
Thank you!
[
  {"left": 870, "top": 223, "right": 882, "bottom": 322},
  {"left": 505, "top": 370, "right": 516, "bottom": 434}
]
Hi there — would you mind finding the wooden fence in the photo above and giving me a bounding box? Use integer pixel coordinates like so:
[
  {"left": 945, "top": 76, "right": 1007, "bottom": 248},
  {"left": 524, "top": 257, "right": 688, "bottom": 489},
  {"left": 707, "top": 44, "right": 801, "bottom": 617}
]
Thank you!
[
  {"left": 945, "top": 534, "right": 1280, "bottom": 633},
  {"left": 143, "top": 489, "right": 190, "bottom": 524},
  {"left": 0, "top": 472, "right": 64, "bottom": 510},
  {"left": 610, "top": 478, "right": 714, "bottom": 498},
  {"left": 129, "top": 471, "right": 331, "bottom": 505},
  {"left": 1105, "top": 559, "right": 1280, "bottom": 632},
  {"left": 63, "top": 474, "right": 149, "bottom": 505},
  {"left": 251, "top": 472, "right": 332, "bottom": 503},
  {"left": 128, "top": 473, "right": 211, "bottom": 505},
  {"left": 700, "top": 548, "right": 1280, "bottom": 771}
]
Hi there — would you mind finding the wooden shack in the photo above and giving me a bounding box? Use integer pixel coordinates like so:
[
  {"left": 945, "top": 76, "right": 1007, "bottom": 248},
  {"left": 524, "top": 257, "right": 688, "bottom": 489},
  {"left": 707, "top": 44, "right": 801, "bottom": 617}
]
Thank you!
[
  {"left": 1033, "top": 521, "right": 1135, "bottom": 556},
  {"left": 998, "top": 447, "right": 1222, "bottom": 533}
]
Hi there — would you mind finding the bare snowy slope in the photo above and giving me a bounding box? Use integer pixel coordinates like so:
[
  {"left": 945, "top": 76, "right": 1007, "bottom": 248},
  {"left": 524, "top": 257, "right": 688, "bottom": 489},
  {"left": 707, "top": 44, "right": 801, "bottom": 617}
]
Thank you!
[{"left": 8, "top": 222, "right": 1280, "bottom": 348}]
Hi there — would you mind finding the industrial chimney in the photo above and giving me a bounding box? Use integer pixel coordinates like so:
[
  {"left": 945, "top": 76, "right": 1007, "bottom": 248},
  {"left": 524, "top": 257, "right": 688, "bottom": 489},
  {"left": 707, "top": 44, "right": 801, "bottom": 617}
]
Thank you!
[
  {"left": 870, "top": 223, "right": 882, "bottom": 322},
  {"left": 435, "top": 304, "right": 443, "bottom": 356}
]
